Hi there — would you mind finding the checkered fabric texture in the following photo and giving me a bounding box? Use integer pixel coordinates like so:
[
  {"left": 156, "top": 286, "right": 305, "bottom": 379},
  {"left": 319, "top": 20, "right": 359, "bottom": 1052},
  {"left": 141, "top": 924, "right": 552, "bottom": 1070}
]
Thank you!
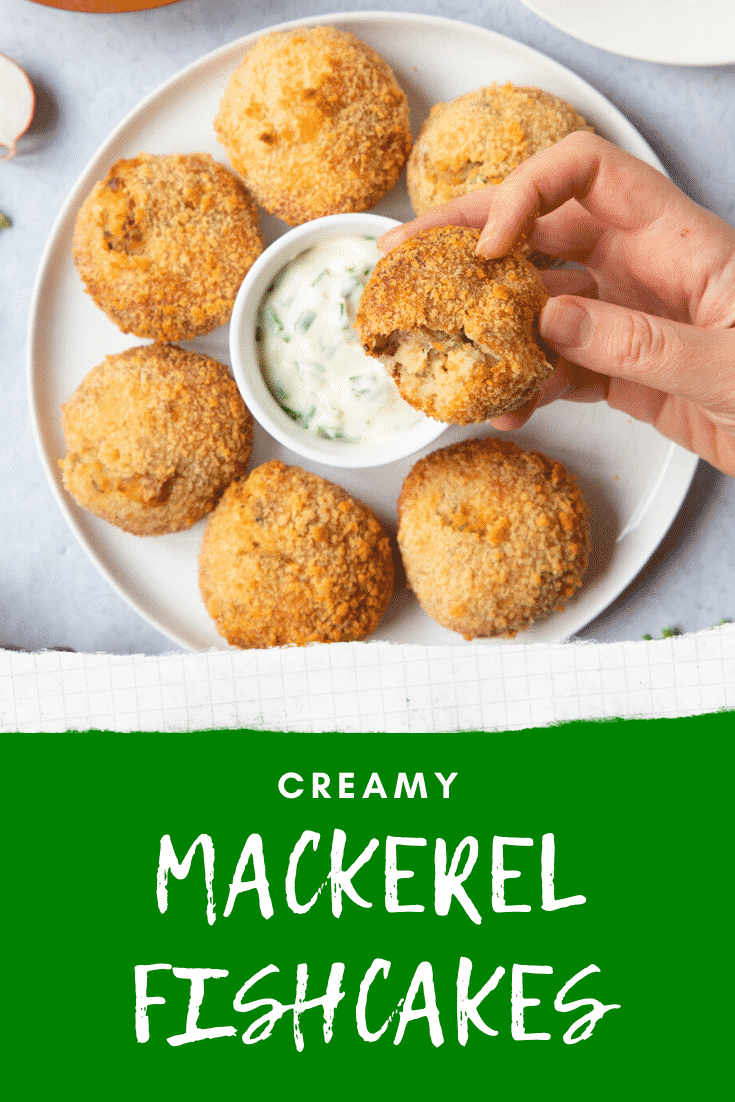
[
  {"left": 2, "top": 621, "right": 731, "bottom": 731},
  {"left": 1, "top": 625, "right": 733, "bottom": 733}
]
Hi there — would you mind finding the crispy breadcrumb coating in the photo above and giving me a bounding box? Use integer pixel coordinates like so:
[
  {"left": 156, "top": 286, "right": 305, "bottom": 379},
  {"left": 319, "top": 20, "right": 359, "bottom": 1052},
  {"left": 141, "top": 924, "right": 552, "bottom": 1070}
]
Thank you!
[
  {"left": 199, "top": 461, "right": 395, "bottom": 648},
  {"left": 398, "top": 437, "right": 589, "bottom": 638},
  {"left": 73, "top": 152, "right": 263, "bottom": 340},
  {"left": 60, "top": 344, "right": 253, "bottom": 536},
  {"left": 214, "top": 25, "right": 412, "bottom": 225},
  {"left": 408, "top": 83, "right": 592, "bottom": 213},
  {"left": 355, "top": 226, "right": 551, "bottom": 424}
]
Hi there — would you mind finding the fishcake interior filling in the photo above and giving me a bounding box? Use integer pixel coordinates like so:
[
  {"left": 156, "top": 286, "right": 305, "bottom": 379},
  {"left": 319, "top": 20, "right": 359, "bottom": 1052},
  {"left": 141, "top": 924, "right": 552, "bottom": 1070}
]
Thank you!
[{"left": 370, "top": 326, "right": 501, "bottom": 406}]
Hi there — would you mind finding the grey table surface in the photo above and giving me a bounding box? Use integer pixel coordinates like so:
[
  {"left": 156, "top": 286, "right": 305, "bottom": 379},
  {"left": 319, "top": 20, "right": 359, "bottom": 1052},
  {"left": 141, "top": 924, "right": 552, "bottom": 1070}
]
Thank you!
[{"left": 2, "top": 0, "right": 733, "bottom": 655}]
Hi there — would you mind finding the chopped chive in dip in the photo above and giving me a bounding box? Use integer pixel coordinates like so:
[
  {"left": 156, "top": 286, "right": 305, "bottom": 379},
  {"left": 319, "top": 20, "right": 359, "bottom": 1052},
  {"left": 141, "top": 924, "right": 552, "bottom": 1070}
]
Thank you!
[{"left": 295, "top": 310, "right": 317, "bottom": 332}]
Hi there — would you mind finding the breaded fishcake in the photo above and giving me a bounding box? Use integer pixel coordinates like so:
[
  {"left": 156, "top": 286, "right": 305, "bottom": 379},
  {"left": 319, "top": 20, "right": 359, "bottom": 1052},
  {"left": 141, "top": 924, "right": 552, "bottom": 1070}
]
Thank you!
[
  {"left": 199, "top": 461, "right": 394, "bottom": 648},
  {"left": 60, "top": 344, "right": 253, "bottom": 536},
  {"left": 408, "top": 83, "right": 591, "bottom": 213},
  {"left": 214, "top": 26, "right": 412, "bottom": 225},
  {"left": 355, "top": 226, "right": 551, "bottom": 424},
  {"left": 73, "top": 152, "right": 263, "bottom": 340},
  {"left": 398, "top": 437, "right": 589, "bottom": 638}
]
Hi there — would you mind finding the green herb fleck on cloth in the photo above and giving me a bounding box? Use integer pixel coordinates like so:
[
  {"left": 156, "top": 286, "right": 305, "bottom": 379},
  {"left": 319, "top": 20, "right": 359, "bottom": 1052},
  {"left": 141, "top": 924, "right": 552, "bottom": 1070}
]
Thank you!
[
  {"left": 643, "top": 621, "right": 729, "bottom": 640},
  {"left": 0, "top": 212, "right": 11, "bottom": 230},
  {"left": 642, "top": 626, "right": 682, "bottom": 641}
]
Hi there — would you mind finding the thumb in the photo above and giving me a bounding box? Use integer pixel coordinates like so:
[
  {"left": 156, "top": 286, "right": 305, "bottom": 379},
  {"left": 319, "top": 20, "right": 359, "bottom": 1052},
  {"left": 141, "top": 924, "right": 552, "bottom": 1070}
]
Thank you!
[{"left": 540, "top": 296, "right": 735, "bottom": 417}]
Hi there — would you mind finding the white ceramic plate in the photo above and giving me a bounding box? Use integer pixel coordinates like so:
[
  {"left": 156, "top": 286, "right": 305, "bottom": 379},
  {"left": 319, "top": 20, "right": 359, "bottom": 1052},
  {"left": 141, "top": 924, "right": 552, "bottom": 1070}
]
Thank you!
[
  {"left": 28, "top": 10, "right": 698, "bottom": 652},
  {"left": 520, "top": 0, "right": 735, "bottom": 66}
]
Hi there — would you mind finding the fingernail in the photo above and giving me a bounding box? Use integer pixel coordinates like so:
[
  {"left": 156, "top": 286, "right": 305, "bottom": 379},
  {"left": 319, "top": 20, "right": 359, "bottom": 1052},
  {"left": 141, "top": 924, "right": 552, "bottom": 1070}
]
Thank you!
[
  {"left": 476, "top": 218, "right": 499, "bottom": 256},
  {"left": 540, "top": 298, "right": 591, "bottom": 348},
  {"left": 378, "top": 228, "right": 405, "bottom": 254}
]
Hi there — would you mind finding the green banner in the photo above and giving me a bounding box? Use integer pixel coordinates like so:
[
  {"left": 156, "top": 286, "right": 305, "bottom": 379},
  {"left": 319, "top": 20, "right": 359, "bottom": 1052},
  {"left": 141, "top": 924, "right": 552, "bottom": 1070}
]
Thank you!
[{"left": 6, "top": 711, "right": 732, "bottom": 1098}]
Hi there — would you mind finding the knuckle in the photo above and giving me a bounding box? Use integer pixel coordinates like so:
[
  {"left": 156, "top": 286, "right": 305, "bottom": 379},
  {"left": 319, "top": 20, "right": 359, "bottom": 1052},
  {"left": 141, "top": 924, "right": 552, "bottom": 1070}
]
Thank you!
[{"left": 616, "top": 312, "right": 667, "bottom": 368}]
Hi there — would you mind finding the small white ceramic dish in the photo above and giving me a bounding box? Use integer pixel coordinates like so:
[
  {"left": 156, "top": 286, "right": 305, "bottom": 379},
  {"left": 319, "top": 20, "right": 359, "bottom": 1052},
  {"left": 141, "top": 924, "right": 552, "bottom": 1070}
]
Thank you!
[{"left": 229, "top": 213, "right": 448, "bottom": 470}]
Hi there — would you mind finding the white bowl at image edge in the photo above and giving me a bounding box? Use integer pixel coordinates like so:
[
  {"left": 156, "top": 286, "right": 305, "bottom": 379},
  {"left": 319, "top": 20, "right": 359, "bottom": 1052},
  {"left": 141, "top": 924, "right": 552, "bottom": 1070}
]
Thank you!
[{"left": 229, "top": 212, "right": 448, "bottom": 470}]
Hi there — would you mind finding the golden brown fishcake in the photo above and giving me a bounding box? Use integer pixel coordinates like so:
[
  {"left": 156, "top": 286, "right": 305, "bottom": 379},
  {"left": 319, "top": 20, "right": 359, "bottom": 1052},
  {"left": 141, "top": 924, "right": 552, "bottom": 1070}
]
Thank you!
[
  {"left": 407, "top": 83, "right": 592, "bottom": 213},
  {"left": 214, "top": 26, "right": 412, "bottom": 225},
  {"left": 60, "top": 344, "right": 253, "bottom": 536},
  {"left": 398, "top": 437, "right": 589, "bottom": 639},
  {"left": 73, "top": 152, "right": 263, "bottom": 340},
  {"left": 355, "top": 226, "right": 551, "bottom": 424},
  {"left": 199, "top": 461, "right": 394, "bottom": 648}
]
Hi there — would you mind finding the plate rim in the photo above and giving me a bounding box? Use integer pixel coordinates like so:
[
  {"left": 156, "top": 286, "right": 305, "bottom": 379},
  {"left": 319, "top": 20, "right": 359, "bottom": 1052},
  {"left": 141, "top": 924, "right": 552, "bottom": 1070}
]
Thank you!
[{"left": 26, "top": 9, "right": 699, "bottom": 652}]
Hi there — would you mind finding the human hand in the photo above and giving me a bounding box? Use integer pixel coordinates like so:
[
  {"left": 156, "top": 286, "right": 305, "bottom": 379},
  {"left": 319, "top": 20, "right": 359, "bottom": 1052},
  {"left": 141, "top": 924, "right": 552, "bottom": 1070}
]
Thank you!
[{"left": 379, "top": 133, "right": 735, "bottom": 477}]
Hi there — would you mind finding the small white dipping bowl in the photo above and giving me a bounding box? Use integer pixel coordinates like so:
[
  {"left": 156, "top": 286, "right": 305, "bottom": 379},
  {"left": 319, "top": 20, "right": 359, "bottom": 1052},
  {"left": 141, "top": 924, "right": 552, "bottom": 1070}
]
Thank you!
[{"left": 229, "top": 212, "right": 447, "bottom": 469}]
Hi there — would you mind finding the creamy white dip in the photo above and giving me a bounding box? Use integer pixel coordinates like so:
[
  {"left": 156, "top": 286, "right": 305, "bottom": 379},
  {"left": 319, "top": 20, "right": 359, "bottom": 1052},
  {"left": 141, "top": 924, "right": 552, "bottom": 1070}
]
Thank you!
[{"left": 257, "top": 234, "right": 424, "bottom": 445}]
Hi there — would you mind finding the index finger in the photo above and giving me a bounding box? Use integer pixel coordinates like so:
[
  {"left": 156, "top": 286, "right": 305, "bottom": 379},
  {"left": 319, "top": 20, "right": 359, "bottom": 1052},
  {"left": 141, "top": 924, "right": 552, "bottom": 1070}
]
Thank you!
[
  {"left": 476, "top": 131, "right": 685, "bottom": 257},
  {"left": 378, "top": 189, "right": 496, "bottom": 253},
  {"left": 378, "top": 131, "right": 680, "bottom": 258}
]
